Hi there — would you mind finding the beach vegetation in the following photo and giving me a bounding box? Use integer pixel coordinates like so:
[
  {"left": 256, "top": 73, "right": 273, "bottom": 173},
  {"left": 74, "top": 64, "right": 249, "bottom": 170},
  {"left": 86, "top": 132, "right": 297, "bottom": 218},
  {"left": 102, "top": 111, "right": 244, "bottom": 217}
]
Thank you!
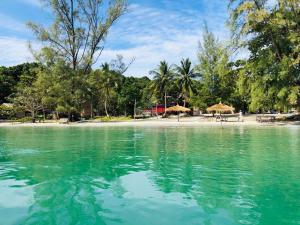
[
  {"left": 175, "top": 58, "right": 199, "bottom": 107},
  {"left": 150, "top": 61, "right": 175, "bottom": 107},
  {"left": 94, "top": 116, "right": 132, "bottom": 122},
  {"left": 0, "top": 0, "right": 299, "bottom": 121}
]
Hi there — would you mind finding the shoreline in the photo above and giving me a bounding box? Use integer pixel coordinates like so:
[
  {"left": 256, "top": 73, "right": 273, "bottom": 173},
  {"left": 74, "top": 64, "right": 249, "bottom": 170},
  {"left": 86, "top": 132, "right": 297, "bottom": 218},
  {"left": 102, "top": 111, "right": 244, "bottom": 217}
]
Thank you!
[{"left": 0, "top": 119, "right": 299, "bottom": 128}]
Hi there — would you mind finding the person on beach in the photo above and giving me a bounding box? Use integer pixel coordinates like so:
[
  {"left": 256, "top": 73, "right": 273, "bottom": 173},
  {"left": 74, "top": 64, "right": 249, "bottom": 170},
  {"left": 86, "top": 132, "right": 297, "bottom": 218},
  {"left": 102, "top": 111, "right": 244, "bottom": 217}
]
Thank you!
[{"left": 239, "top": 110, "right": 244, "bottom": 122}]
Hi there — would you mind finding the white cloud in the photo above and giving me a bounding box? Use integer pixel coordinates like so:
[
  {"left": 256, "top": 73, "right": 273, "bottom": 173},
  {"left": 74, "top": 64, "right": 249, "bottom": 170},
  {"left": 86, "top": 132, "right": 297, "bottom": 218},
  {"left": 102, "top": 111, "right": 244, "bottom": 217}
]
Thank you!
[
  {"left": 0, "top": 37, "right": 35, "bottom": 66},
  {"left": 0, "top": 13, "right": 27, "bottom": 33},
  {"left": 0, "top": 1, "right": 231, "bottom": 77},
  {"left": 100, "top": 32, "right": 202, "bottom": 77},
  {"left": 100, "top": 2, "right": 230, "bottom": 76}
]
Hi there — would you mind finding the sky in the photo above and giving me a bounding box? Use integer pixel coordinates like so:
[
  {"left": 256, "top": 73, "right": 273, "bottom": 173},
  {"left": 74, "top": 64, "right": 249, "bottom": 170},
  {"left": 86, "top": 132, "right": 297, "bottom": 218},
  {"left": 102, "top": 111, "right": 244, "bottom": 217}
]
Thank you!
[{"left": 0, "top": 0, "right": 231, "bottom": 77}]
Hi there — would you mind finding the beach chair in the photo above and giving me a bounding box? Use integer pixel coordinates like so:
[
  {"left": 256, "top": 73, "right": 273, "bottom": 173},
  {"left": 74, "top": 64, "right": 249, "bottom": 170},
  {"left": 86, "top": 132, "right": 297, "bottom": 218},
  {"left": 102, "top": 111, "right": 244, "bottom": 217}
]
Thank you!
[{"left": 59, "top": 118, "right": 69, "bottom": 124}]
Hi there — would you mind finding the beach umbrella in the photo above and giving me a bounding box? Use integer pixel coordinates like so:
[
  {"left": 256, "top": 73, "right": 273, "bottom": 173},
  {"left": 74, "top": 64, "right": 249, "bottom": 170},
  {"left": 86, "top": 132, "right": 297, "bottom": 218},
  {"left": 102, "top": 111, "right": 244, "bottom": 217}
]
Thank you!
[
  {"left": 207, "top": 102, "right": 234, "bottom": 125},
  {"left": 207, "top": 102, "right": 234, "bottom": 113},
  {"left": 166, "top": 104, "right": 191, "bottom": 122}
]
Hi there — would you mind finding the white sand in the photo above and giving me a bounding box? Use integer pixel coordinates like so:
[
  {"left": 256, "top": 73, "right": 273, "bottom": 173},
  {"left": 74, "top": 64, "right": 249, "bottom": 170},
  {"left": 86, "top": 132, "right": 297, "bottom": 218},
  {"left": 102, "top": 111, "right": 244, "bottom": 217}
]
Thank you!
[{"left": 0, "top": 115, "right": 298, "bottom": 127}]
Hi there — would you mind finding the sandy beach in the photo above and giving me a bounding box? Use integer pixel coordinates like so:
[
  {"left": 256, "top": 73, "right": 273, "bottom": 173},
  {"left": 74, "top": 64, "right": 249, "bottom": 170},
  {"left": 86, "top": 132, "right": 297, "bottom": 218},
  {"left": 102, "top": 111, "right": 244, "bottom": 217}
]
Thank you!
[{"left": 1, "top": 115, "right": 299, "bottom": 128}]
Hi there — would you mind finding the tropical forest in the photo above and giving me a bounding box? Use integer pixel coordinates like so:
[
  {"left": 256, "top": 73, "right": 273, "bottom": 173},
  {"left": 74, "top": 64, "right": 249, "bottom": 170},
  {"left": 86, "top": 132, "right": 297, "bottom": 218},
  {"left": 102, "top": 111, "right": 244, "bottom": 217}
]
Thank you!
[{"left": 0, "top": 0, "right": 299, "bottom": 121}]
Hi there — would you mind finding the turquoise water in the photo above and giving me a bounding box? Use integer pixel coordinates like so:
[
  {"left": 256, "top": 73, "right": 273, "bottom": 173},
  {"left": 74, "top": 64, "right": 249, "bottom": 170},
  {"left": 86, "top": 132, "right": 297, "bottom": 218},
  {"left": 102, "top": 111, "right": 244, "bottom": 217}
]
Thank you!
[{"left": 0, "top": 126, "right": 300, "bottom": 225}]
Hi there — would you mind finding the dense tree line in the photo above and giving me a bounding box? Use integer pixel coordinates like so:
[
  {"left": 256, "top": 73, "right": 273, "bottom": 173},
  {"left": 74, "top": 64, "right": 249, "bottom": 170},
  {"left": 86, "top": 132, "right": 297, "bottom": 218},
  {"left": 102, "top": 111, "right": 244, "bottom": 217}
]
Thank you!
[
  {"left": 229, "top": 0, "right": 300, "bottom": 112},
  {"left": 0, "top": 0, "right": 299, "bottom": 121},
  {"left": 0, "top": 62, "right": 151, "bottom": 119}
]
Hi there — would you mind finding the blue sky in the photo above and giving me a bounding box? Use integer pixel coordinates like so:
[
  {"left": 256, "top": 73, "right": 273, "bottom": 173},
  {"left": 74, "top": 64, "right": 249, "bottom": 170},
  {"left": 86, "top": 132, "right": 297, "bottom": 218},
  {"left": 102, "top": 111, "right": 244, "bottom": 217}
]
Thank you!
[{"left": 0, "top": 0, "right": 230, "bottom": 76}]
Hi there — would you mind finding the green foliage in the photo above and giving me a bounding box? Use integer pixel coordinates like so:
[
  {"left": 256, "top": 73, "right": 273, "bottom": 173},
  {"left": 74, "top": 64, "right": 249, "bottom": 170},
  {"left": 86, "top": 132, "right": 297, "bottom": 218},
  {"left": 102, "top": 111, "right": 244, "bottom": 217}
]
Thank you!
[
  {"left": 0, "top": 0, "right": 298, "bottom": 118},
  {"left": 28, "top": 0, "right": 127, "bottom": 72},
  {"left": 88, "top": 66, "right": 122, "bottom": 117},
  {"left": 14, "top": 117, "right": 33, "bottom": 123},
  {"left": 175, "top": 58, "right": 198, "bottom": 106},
  {"left": 189, "top": 89, "right": 210, "bottom": 111},
  {"left": 118, "top": 76, "right": 151, "bottom": 116},
  {"left": 229, "top": 0, "right": 300, "bottom": 112},
  {"left": 0, "top": 63, "right": 39, "bottom": 104},
  {"left": 0, "top": 105, "right": 15, "bottom": 119},
  {"left": 150, "top": 61, "right": 174, "bottom": 102},
  {"left": 22, "top": 0, "right": 127, "bottom": 120},
  {"left": 94, "top": 116, "right": 132, "bottom": 122},
  {"left": 196, "top": 25, "right": 235, "bottom": 107},
  {"left": 86, "top": 63, "right": 151, "bottom": 117},
  {"left": 13, "top": 85, "right": 43, "bottom": 120}
]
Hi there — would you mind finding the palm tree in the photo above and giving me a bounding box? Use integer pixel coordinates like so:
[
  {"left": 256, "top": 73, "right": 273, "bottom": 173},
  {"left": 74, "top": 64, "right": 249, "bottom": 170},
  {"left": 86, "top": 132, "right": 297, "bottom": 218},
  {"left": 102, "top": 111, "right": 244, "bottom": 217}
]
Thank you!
[
  {"left": 175, "top": 58, "right": 198, "bottom": 107},
  {"left": 150, "top": 61, "right": 174, "bottom": 114},
  {"left": 101, "top": 64, "right": 120, "bottom": 117}
]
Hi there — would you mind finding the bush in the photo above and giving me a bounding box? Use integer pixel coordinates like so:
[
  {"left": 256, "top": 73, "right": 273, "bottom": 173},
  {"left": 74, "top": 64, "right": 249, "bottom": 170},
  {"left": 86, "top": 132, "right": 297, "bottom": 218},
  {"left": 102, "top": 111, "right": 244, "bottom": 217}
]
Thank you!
[
  {"left": 94, "top": 116, "right": 132, "bottom": 122},
  {"left": 0, "top": 105, "right": 16, "bottom": 119},
  {"left": 14, "top": 117, "right": 33, "bottom": 123}
]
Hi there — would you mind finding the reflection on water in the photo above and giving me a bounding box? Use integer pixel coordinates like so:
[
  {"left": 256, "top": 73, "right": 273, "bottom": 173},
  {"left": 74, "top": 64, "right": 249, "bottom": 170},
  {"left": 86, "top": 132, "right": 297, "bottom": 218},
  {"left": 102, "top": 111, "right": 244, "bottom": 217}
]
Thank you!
[{"left": 0, "top": 126, "right": 300, "bottom": 225}]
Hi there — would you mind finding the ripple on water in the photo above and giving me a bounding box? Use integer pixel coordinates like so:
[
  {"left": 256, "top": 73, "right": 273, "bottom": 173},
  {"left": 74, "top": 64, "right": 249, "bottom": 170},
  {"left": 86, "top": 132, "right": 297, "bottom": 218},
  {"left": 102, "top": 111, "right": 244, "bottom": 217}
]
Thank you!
[{"left": 0, "top": 127, "right": 300, "bottom": 225}]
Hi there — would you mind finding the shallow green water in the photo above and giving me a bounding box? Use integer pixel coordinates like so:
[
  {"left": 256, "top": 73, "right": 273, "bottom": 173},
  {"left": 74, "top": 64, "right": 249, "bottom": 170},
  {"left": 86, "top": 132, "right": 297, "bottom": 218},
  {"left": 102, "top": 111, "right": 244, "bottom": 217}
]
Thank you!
[{"left": 0, "top": 126, "right": 300, "bottom": 225}]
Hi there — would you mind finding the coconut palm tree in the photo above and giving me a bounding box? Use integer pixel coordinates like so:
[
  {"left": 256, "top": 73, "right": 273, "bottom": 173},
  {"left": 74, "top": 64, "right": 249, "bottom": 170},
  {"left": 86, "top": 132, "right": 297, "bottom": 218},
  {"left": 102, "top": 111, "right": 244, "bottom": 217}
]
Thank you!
[
  {"left": 175, "top": 58, "right": 198, "bottom": 107},
  {"left": 101, "top": 65, "right": 121, "bottom": 117},
  {"left": 150, "top": 61, "right": 174, "bottom": 114}
]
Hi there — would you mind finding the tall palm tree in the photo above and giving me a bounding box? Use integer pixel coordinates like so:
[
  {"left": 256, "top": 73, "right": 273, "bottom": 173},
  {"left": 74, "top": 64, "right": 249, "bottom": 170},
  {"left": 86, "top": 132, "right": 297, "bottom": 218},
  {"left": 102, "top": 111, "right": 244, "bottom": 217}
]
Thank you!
[
  {"left": 175, "top": 58, "right": 198, "bottom": 107},
  {"left": 101, "top": 64, "right": 120, "bottom": 117},
  {"left": 150, "top": 61, "right": 174, "bottom": 114}
]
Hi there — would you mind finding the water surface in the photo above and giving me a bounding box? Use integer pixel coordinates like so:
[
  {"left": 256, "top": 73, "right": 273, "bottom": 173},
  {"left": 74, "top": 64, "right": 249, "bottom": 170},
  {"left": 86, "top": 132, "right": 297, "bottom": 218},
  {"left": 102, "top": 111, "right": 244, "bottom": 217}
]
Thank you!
[{"left": 0, "top": 126, "right": 300, "bottom": 225}]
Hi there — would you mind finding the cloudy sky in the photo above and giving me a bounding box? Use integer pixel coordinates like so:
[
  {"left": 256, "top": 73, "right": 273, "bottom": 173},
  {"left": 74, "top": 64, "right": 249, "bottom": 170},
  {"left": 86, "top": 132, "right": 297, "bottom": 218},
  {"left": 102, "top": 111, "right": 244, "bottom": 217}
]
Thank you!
[{"left": 0, "top": 0, "right": 230, "bottom": 76}]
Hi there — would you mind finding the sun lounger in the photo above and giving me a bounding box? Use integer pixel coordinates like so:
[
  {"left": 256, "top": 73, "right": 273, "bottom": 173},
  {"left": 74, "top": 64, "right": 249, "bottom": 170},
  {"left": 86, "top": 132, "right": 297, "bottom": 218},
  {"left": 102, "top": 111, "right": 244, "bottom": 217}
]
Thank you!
[
  {"left": 59, "top": 118, "right": 69, "bottom": 124},
  {"left": 216, "top": 114, "right": 243, "bottom": 122},
  {"left": 256, "top": 115, "right": 276, "bottom": 123}
]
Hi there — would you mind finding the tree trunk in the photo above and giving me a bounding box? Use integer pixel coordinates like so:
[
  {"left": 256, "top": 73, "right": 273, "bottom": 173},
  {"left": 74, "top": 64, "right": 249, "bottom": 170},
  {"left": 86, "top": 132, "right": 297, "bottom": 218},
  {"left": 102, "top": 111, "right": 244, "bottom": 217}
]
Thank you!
[
  {"left": 104, "top": 99, "right": 109, "bottom": 117},
  {"left": 43, "top": 108, "right": 46, "bottom": 122},
  {"left": 243, "top": 100, "right": 247, "bottom": 114},
  {"left": 134, "top": 99, "right": 137, "bottom": 120},
  {"left": 31, "top": 111, "right": 35, "bottom": 123},
  {"left": 164, "top": 92, "right": 167, "bottom": 116},
  {"left": 90, "top": 100, "right": 93, "bottom": 119}
]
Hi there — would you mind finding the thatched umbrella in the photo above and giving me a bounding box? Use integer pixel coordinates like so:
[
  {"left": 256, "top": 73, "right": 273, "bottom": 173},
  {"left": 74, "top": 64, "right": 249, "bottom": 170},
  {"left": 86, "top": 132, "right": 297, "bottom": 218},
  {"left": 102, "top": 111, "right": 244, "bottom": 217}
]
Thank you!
[
  {"left": 166, "top": 104, "right": 191, "bottom": 122},
  {"left": 207, "top": 102, "right": 234, "bottom": 125},
  {"left": 207, "top": 102, "right": 234, "bottom": 114}
]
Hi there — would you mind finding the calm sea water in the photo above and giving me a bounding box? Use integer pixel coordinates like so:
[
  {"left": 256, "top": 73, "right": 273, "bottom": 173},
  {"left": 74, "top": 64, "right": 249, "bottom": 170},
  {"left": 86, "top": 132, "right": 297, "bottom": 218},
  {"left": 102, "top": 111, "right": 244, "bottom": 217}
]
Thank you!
[{"left": 0, "top": 126, "right": 300, "bottom": 225}]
